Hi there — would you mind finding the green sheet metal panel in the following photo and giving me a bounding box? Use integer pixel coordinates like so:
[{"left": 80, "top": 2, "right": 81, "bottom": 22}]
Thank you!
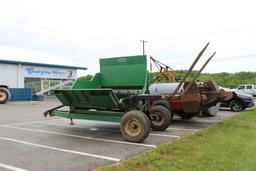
[
  {"left": 52, "top": 110, "right": 123, "bottom": 122},
  {"left": 72, "top": 73, "right": 101, "bottom": 89},
  {"left": 100, "top": 55, "right": 147, "bottom": 89},
  {"left": 54, "top": 89, "right": 120, "bottom": 109}
]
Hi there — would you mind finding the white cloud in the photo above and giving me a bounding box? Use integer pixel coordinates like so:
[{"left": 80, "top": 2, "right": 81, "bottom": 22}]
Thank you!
[
  {"left": 0, "top": 45, "right": 77, "bottom": 66},
  {"left": 0, "top": 0, "right": 256, "bottom": 75}
]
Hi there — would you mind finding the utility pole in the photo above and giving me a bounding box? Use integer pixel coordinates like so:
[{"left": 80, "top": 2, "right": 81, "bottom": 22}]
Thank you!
[{"left": 140, "top": 40, "right": 148, "bottom": 55}]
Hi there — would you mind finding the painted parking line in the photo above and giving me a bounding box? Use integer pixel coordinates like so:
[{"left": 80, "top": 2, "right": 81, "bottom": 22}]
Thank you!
[
  {"left": 3, "top": 121, "right": 185, "bottom": 139},
  {"left": 4, "top": 118, "right": 118, "bottom": 127},
  {"left": 149, "top": 133, "right": 180, "bottom": 138},
  {"left": 166, "top": 127, "right": 199, "bottom": 132},
  {"left": 0, "top": 163, "right": 27, "bottom": 171},
  {"left": 192, "top": 119, "right": 225, "bottom": 123},
  {"left": 0, "top": 119, "right": 63, "bottom": 127},
  {"left": 4, "top": 120, "right": 210, "bottom": 129},
  {"left": 171, "top": 122, "right": 213, "bottom": 127},
  {"left": 35, "top": 122, "right": 181, "bottom": 138},
  {"left": 39, "top": 122, "right": 118, "bottom": 130},
  {"left": 2, "top": 125, "right": 156, "bottom": 148},
  {"left": 0, "top": 137, "right": 120, "bottom": 162}
]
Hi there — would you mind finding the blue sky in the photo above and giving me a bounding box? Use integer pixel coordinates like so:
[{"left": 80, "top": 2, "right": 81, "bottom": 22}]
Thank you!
[{"left": 0, "top": 0, "right": 256, "bottom": 75}]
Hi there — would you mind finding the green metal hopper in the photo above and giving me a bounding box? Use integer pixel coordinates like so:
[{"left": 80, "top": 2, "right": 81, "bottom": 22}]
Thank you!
[
  {"left": 51, "top": 55, "right": 148, "bottom": 120},
  {"left": 44, "top": 55, "right": 164, "bottom": 142}
]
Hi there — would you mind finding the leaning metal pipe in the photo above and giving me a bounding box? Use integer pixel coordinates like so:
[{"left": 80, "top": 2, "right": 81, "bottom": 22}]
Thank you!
[
  {"left": 172, "top": 42, "right": 210, "bottom": 95},
  {"left": 181, "top": 52, "right": 216, "bottom": 95}
]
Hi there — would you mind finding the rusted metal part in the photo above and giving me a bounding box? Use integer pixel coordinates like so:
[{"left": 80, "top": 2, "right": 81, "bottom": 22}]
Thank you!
[
  {"left": 172, "top": 42, "right": 209, "bottom": 95},
  {"left": 219, "top": 90, "right": 234, "bottom": 101},
  {"left": 182, "top": 52, "right": 216, "bottom": 96},
  {"left": 167, "top": 81, "right": 234, "bottom": 114},
  {"left": 199, "top": 81, "right": 222, "bottom": 106},
  {"left": 180, "top": 93, "right": 201, "bottom": 113},
  {"left": 150, "top": 56, "right": 176, "bottom": 82},
  {"left": 200, "top": 94, "right": 208, "bottom": 105},
  {"left": 159, "top": 82, "right": 202, "bottom": 114},
  {"left": 198, "top": 81, "right": 234, "bottom": 107},
  {"left": 149, "top": 43, "right": 233, "bottom": 115},
  {"left": 183, "top": 82, "right": 200, "bottom": 93}
]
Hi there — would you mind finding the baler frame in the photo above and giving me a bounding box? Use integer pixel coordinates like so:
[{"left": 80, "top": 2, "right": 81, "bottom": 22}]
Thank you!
[
  {"left": 44, "top": 55, "right": 169, "bottom": 142},
  {"left": 44, "top": 43, "right": 233, "bottom": 143}
]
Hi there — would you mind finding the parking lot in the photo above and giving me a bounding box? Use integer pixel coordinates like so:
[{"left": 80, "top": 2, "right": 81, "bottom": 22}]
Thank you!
[{"left": 0, "top": 100, "right": 237, "bottom": 171}]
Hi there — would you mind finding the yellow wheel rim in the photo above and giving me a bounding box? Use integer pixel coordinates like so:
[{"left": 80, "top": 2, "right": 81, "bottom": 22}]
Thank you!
[
  {"left": 124, "top": 118, "right": 142, "bottom": 137},
  {"left": 0, "top": 91, "right": 7, "bottom": 101}
]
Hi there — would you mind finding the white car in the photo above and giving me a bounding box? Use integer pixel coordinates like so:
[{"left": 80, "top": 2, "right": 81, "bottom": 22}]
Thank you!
[{"left": 234, "top": 84, "right": 256, "bottom": 97}]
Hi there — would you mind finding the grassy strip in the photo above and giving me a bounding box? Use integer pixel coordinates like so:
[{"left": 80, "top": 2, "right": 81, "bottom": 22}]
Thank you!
[{"left": 96, "top": 109, "right": 256, "bottom": 171}]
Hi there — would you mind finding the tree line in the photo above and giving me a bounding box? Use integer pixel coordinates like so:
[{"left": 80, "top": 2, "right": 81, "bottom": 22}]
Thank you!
[
  {"left": 176, "top": 70, "right": 256, "bottom": 88},
  {"left": 80, "top": 71, "right": 256, "bottom": 88}
]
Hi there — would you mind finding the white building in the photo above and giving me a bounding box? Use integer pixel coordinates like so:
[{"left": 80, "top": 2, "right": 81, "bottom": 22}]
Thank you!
[{"left": 0, "top": 59, "right": 87, "bottom": 94}]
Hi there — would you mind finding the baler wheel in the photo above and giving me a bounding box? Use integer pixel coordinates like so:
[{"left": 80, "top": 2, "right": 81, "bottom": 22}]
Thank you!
[
  {"left": 120, "top": 110, "right": 151, "bottom": 143},
  {"left": 0, "top": 87, "right": 10, "bottom": 104},
  {"left": 150, "top": 105, "right": 171, "bottom": 131},
  {"left": 154, "top": 100, "right": 171, "bottom": 112}
]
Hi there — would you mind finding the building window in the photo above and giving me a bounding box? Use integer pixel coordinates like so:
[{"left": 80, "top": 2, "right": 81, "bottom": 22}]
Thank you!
[
  {"left": 43, "top": 79, "right": 61, "bottom": 95},
  {"left": 25, "top": 78, "right": 41, "bottom": 93}
]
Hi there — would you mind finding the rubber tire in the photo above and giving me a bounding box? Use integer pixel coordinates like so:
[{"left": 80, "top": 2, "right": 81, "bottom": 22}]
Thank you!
[
  {"left": 154, "top": 99, "right": 174, "bottom": 122},
  {"left": 150, "top": 105, "right": 172, "bottom": 131},
  {"left": 0, "top": 87, "right": 10, "bottom": 104},
  {"left": 202, "top": 102, "right": 221, "bottom": 117},
  {"left": 178, "top": 113, "right": 194, "bottom": 119},
  {"left": 120, "top": 110, "right": 151, "bottom": 143},
  {"left": 230, "top": 100, "right": 243, "bottom": 112},
  {"left": 154, "top": 100, "right": 171, "bottom": 112}
]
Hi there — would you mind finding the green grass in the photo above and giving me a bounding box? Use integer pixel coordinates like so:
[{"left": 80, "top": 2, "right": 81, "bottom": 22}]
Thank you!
[{"left": 96, "top": 109, "right": 256, "bottom": 171}]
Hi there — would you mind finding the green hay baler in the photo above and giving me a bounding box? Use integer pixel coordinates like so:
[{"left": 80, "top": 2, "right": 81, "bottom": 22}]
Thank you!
[{"left": 44, "top": 55, "right": 171, "bottom": 142}]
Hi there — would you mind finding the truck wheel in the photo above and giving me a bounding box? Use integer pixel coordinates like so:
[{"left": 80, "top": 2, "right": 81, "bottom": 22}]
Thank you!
[
  {"left": 230, "top": 100, "right": 243, "bottom": 112},
  {"left": 120, "top": 110, "right": 151, "bottom": 142},
  {"left": 154, "top": 99, "right": 174, "bottom": 121},
  {"left": 0, "top": 87, "right": 10, "bottom": 104},
  {"left": 178, "top": 113, "right": 194, "bottom": 119},
  {"left": 154, "top": 100, "right": 171, "bottom": 112},
  {"left": 202, "top": 103, "right": 220, "bottom": 117},
  {"left": 150, "top": 105, "right": 171, "bottom": 131}
]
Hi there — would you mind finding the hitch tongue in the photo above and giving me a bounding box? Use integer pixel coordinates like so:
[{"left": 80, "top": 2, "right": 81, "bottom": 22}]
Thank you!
[{"left": 43, "top": 105, "right": 65, "bottom": 117}]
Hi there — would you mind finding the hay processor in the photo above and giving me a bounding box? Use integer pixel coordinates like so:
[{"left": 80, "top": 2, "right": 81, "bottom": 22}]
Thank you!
[
  {"left": 44, "top": 43, "right": 232, "bottom": 142},
  {"left": 44, "top": 55, "right": 168, "bottom": 142}
]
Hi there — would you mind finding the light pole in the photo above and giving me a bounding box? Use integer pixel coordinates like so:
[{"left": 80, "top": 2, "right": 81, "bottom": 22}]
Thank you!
[{"left": 140, "top": 40, "right": 148, "bottom": 55}]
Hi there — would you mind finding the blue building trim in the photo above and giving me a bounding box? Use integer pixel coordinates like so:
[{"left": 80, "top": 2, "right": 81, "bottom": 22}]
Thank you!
[{"left": 0, "top": 59, "right": 87, "bottom": 70}]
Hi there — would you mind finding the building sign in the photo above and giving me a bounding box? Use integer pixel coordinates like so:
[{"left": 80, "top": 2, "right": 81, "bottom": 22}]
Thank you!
[{"left": 24, "top": 67, "right": 76, "bottom": 79}]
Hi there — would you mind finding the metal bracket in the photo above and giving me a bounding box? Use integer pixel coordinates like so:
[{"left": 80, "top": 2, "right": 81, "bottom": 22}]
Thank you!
[{"left": 43, "top": 105, "right": 65, "bottom": 117}]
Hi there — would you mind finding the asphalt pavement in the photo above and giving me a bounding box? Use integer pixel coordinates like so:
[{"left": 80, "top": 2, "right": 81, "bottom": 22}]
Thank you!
[{"left": 0, "top": 100, "right": 238, "bottom": 171}]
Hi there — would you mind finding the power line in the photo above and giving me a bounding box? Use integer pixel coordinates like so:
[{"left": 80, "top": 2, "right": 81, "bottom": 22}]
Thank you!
[
  {"left": 150, "top": 27, "right": 256, "bottom": 40},
  {"left": 171, "top": 54, "right": 256, "bottom": 65}
]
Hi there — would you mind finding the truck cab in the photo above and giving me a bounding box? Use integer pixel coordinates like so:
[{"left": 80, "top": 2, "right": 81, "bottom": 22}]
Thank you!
[{"left": 236, "top": 84, "right": 256, "bottom": 96}]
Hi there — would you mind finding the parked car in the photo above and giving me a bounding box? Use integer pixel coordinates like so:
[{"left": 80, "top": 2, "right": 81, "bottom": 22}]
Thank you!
[
  {"left": 234, "top": 84, "right": 256, "bottom": 96},
  {"left": 221, "top": 92, "right": 255, "bottom": 112}
]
